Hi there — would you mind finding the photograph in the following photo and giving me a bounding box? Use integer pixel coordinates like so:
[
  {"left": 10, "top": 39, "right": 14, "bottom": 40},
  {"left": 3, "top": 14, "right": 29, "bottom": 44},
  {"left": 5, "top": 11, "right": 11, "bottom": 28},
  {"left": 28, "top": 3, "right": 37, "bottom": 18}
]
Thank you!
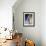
[{"left": 23, "top": 12, "right": 35, "bottom": 27}]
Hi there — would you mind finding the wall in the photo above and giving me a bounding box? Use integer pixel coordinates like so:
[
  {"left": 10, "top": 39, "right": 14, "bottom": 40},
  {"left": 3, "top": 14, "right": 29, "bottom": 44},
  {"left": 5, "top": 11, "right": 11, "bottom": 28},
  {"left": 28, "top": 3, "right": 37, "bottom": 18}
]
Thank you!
[
  {"left": 0, "top": 0, "right": 16, "bottom": 29},
  {"left": 13, "top": 0, "right": 41, "bottom": 46},
  {"left": 41, "top": 0, "right": 46, "bottom": 46}
]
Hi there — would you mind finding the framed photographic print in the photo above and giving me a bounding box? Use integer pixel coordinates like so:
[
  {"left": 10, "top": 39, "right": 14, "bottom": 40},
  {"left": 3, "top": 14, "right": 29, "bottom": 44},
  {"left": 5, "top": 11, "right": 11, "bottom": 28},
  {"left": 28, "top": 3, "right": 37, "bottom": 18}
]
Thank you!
[{"left": 23, "top": 12, "right": 35, "bottom": 27}]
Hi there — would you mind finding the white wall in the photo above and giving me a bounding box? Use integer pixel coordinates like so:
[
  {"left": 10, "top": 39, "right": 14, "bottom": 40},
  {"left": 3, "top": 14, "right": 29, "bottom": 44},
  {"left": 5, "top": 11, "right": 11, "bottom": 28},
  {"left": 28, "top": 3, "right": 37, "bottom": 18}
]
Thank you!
[
  {"left": 41, "top": 0, "right": 46, "bottom": 46},
  {"left": 0, "top": 0, "right": 16, "bottom": 29},
  {"left": 13, "top": 0, "right": 41, "bottom": 46}
]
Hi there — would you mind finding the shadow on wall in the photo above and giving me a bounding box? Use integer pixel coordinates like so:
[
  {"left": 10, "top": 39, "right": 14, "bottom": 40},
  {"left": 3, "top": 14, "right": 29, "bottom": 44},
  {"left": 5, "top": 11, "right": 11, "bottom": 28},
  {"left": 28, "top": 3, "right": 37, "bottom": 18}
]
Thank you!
[{"left": 12, "top": 0, "right": 24, "bottom": 10}]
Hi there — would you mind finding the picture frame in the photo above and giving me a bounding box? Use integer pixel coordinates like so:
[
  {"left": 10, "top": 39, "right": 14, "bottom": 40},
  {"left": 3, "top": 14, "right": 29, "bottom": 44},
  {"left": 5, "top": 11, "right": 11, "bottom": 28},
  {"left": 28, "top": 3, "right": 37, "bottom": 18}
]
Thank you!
[{"left": 23, "top": 12, "right": 35, "bottom": 27}]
